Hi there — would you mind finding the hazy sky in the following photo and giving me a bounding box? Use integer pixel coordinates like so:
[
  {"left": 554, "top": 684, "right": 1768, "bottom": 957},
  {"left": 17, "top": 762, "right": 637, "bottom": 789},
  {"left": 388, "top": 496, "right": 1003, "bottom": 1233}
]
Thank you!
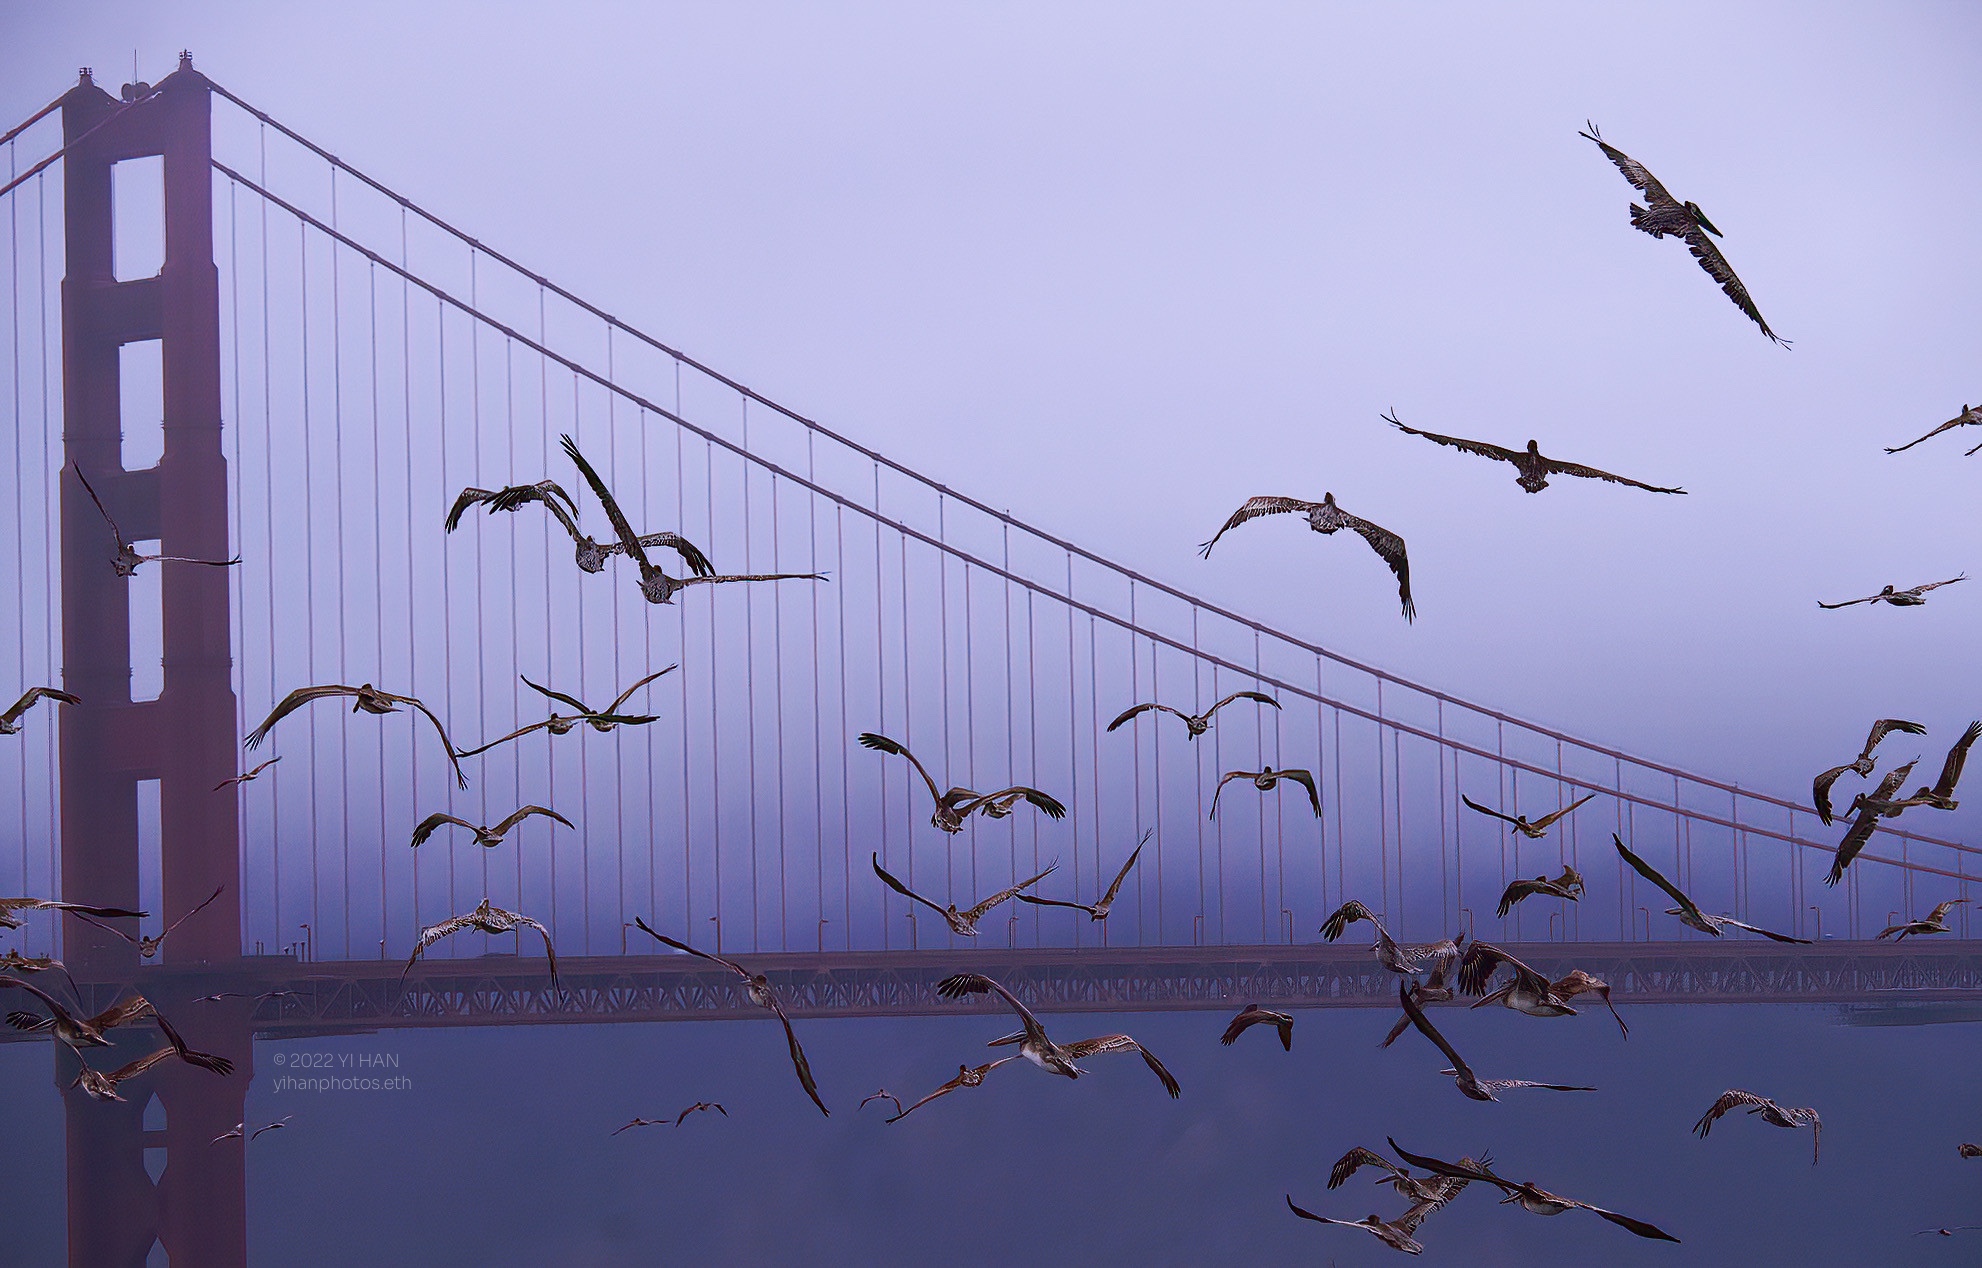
[{"left": 5, "top": 1, "right": 1977, "bottom": 800}]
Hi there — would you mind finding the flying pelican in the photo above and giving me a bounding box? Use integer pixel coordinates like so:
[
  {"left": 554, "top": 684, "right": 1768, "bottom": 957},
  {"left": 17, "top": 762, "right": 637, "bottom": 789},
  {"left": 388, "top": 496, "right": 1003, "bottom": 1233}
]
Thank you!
[
  {"left": 1615, "top": 834, "right": 1810, "bottom": 940},
  {"left": 1379, "top": 963, "right": 1455, "bottom": 1049},
  {"left": 1960, "top": 1143, "right": 1981, "bottom": 1159},
  {"left": 884, "top": 1058, "right": 1020, "bottom": 1123},
  {"left": 610, "top": 1117, "right": 670, "bottom": 1136},
  {"left": 0, "top": 687, "right": 79, "bottom": 736},
  {"left": 1495, "top": 867, "right": 1585, "bottom": 918},
  {"left": 401, "top": 898, "right": 557, "bottom": 990},
  {"left": 1106, "top": 691, "right": 1280, "bottom": 740},
  {"left": 1220, "top": 1003, "right": 1294, "bottom": 1051},
  {"left": 409, "top": 806, "right": 574, "bottom": 851},
  {"left": 457, "top": 668, "right": 678, "bottom": 756},
  {"left": 1548, "top": 969, "right": 1630, "bottom": 1038},
  {"left": 1915, "top": 1227, "right": 1982, "bottom": 1238},
  {"left": 1579, "top": 121, "right": 1787, "bottom": 347},
  {"left": 1827, "top": 761, "right": 1918, "bottom": 887},
  {"left": 935, "top": 972, "right": 1180, "bottom": 1097},
  {"left": 670, "top": 1101, "right": 727, "bottom": 1127},
  {"left": 1388, "top": 1138, "right": 1681, "bottom": 1242},
  {"left": 561, "top": 435, "right": 822, "bottom": 603},
  {"left": 1395, "top": 979, "right": 1587, "bottom": 1103},
  {"left": 1283, "top": 1192, "right": 1443, "bottom": 1256},
  {"left": 213, "top": 757, "right": 281, "bottom": 791},
  {"left": 1885, "top": 403, "right": 1982, "bottom": 455},
  {"left": 1694, "top": 1089, "right": 1821, "bottom": 1165},
  {"left": 1320, "top": 900, "right": 1465, "bottom": 976},
  {"left": 1210, "top": 767, "right": 1321, "bottom": 819},
  {"left": 857, "top": 732, "right": 1065, "bottom": 833},
  {"left": 71, "top": 1012, "right": 233, "bottom": 1101},
  {"left": 72, "top": 467, "right": 242, "bottom": 575},
  {"left": 869, "top": 854, "right": 1057, "bottom": 937},
  {"left": 1819, "top": 575, "right": 1966, "bottom": 609},
  {"left": 1877, "top": 899, "right": 1966, "bottom": 941},
  {"left": 1457, "top": 942, "right": 1577, "bottom": 1020},
  {"left": 212, "top": 1117, "right": 290, "bottom": 1144},
  {"left": 632, "top": 919, "right": 829, "bottom": 1116},
  {"left": 1812, "top": 718, "right": 1926, "bottom": 824},
  {"left": 193, "top": 989, "right": 297, "bottom": 1005},
  {"left": 0, "top": 896, "right": 145, "bottom": 932},
  {"left": 69, "top": 884, "right": 224, "bottom": 958},
  {"left": 1866, "top": 721, "right": 1980, "bottom": 813},
  {"left": 1200, "top": 493, "right": 1414, "bottom": 620},
  {"left": 1016, "top": 830, "right": 1149, "bottom": 921},
  {"left": 1328, "top": 1145, "right": 1487, "bottom": 1205},
  {"left": 858, "top": 1090, "right": 904, "bottom": 1117},
  {"left": 1, "top": 978, "right": 154, "bottom": 1052},
  {"left": 1462, "top": 794, "right": 1595, "bottom": 841},
  {"left": 1385, "top": 413, "right": 1686, "bottom": 494},
  {"left": 446, "top": 477, "right": 717, "bottom": 577},
  {"left": 246, "top": 684, "right": 466, "bottom": 788}
]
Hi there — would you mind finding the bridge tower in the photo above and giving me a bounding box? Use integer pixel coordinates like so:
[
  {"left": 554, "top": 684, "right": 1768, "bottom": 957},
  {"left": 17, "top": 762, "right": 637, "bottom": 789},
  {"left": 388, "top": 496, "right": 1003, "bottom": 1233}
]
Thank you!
[{"left": 58, "top": 56, "right": 250, "bottom": 1268}]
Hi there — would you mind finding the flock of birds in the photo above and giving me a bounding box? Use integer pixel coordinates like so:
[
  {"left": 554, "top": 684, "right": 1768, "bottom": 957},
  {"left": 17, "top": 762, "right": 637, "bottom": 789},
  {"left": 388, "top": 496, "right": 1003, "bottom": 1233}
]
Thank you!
[{"left": 0, "top": 119, "right": 1976, "bottom": 1254}]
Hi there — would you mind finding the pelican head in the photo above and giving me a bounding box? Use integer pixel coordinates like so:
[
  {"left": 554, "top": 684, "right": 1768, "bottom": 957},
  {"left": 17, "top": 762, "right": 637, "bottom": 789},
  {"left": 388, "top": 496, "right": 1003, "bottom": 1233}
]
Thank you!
[{"left": 1684, "top": 201, "right": 1722, "bottom": 236}]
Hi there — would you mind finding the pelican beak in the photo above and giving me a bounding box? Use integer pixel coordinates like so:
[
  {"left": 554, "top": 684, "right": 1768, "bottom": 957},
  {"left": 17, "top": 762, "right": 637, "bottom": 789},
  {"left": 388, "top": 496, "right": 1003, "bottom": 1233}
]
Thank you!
[{"left": 1688, "top": 203, "right": 1722, "bottom": 237}]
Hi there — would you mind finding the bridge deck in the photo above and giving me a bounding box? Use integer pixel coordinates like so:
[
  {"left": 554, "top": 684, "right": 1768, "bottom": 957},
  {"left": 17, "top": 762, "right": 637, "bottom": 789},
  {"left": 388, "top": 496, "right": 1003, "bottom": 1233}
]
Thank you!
[{"left": 7, "top": 940, "right": 1980, "bottom": 1041}]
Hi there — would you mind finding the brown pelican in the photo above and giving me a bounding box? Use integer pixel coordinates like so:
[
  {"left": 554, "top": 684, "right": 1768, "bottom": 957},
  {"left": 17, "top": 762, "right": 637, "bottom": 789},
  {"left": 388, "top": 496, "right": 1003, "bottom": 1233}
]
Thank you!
[
  {"left": 193, "top": 989, "right": 296, "bottom": 1005},
  {"left": 1615, "top": 834, "right": 1810, "bottom": 940},
  {"left": 1393, "top": 979, "right": 1502, "bottom": 1103},
  {"left": 1579, "top": 122, "right": 1787, "bottom": 347},
  {"left": 1885, "top": 403, "right": 1982, "bottom": 455},
  {"left": 0, "top": 896, "right": 145, "bottom": 932},
  {"left": 1457, "top": 942, "right": 1577, "bottom": 1019},
  {"left": 632, "top": 919, "right": 829, "bottom": 1116},
  {"left": 869, "top": 853, "right": 1057, "bottom": 936},
  {"left": 857, "top": 732, "right": 1065, "bottom": 833},
  {"left": 1694, "top": 1089, "right": 1821, "bottom": 1164},
  {"left": 1820, "top": 575, "right": 1965, "bottom": 609},
  {"left": 1, "top": 978, "right": 154, "bottom": 1051},
  {"left": 1210, "top": 766, "right": 1321, "bottom": 819},
  {"left": 73, "top": 467, "right": 242, "bottom": 575},
  {"left": 1106, "top": 690, "right": 1280, "bottom": 739},
  {"left": 610, "top": 1117, "right": 670, "bottom": 1136},
  {"left": 1283, "top": 1193, "right": 1442, "bottom": 1255},
  {"left": 1220, "top": 1003, "right": 1293, "bottom": 1051},
  {"left": 1389, "top": 1138, "right": 1681, "bottom": 1242},
  {"left": 1379, "top": 963, "right": 1455, "bottom": 1049},
  {"left": 561, "top": 435, "right": 822, "bottom": 604},
  {"left": 212, "top": 1117, "right": 290, "bottom": 1144},
  {"left": 458, "top": 668, "right": 678, "bottom": 757},
  {"left": 1812, "top": 718, "right": 1926, "bottom": 824},
  {"left": 1016, "top": 830, "right": 1149, "bottom": 920},
  {"left": 246, "top": 683, "right": 466, "bottom": 788},
  {"left": 0, "top": 950, "right": 69, "bottom": 979},
  {"left": 401, "top": 898, "right": 557, "bottom": 990},
  {"left": 670, "top": 1101, "right": 727, "bottom": 1127},
  {"left": 69, "top": 884, "right": 223, "bottom": 958},
  {"left": 0, "top": 687, "right": 79, "bottom": 736},
  {"left": 1328, "top": 1145, "right": 1486, "bottom": 1206},
  {"left": 1867, "top": 721, "right": 1980, "bottom": 813},
  {"left": 1548, "top": 969, "right": 1630, "bottom": 1038},
  {"left": 1960, "top": 1143, "right": 1981, "bottom": 1159},
  {"left": 1463, "top": 794, "right": 1595, "bottom": 841},
  {"left": 447, "top": 477, "right": 717, "bottom": 578},
  {"left": 1386, "top": 413, "right": 1686, "bottom": 495},
  {"left": 1915, "top": 1227, "right": 1982, "bottom": 1238},
  {"left": 1827, "top": 761, "right": 1918, "bottom": 887},
  {"left": 213, "top": 756, "right": 281, "bottom": 791},
  {"left": 1877, "top": 899, "right": 1966, "bottom": 941},
  {"left": 858, "top": 1089, "right": 904, "bottom": 1117},
  {"left": 1320, "top": 900, "right": 1465, "bottom": 976},
  {"left": 1495, "top": 867, "right": 1586, "bottom": 918},
  {"left": 71, "top": 1012, "right": 233, "bottom": 1101},
  {"left": 409, "top": 806, "right": 574, "bottom": 851},
  {"left": 884, "top": 1058, "right": 1020, "bottom": 1123},
  {"left": 935, "top": 972, "right": 1180, "bottom": 1097},
  {"left": 1200, "top": 494, "right": 1414, "bottom": 620}
]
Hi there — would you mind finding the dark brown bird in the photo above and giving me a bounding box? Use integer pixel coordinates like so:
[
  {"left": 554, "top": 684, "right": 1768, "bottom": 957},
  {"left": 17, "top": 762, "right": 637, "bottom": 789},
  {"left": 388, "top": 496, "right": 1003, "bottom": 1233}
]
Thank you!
[
  {"left": 1616, "top": 834, "right": 1810, "bottom": 940},
  {"left": 857, "top": 732, "right": 1065, "bottom": 834},
  {"left": 1811, "top": 718, "right": 1926, "bottom": 825},
  {"left": 1464, "top": 794, "right": 1595, "bottom": 840},
  {"left": 1548, "top": 969, "right": 1630, "bottom": 1038},
  {"left": 1580, "top": 121, "right": 1787, "bottom": 347},
  {"left": 1389, "top": 1138, "right": 1681, "bottom": 1242},
  {"left": 0, "top": 687, "right": 79, "bottom": 736},
  {"left": 1877, "top": 899, "right": 1966, "bottom": 941},
  {"left": 1283, "top": 1192, "right": 1443, "bottom": 1256},
  {"left": 211, "top": 1117, "right": 291, "bottom": 1144},
  {"left": 936, "top": 972, "right": 1180, "bottom": 1097},
  {"left": 456, "top": 668, "right": 677, "bottom": 757},
  {"left": 1866, "top": 721, "right": 1980, "bottom": 813},
  {"left": 1827, "top": 761, "right": 1918, "bottom": 887},
  {"left": 858, "top": 1090, "right": 904, "bottom": 1117},
  {"left": 1819, "top": 576, "right": 1965, "bottom": 609},
  {"left": 870, "top": 853, "right": 1056, "bottom": 937},
  {"left": 1386, "top": 412, "right": 1686, "bottom": 494},
  {"left": 1694, "top": 1089, "right": 1821, "bottom": 1164},
  {"left": 409, "top": 806, "right": 573, "bottom": 851},
  {"left": 1457, "top": 942, "right": 1577, "bottom": 1020},
  {"left": 1106, "top": 691, "right": 1280, "bottom": 739},
  {"left": 883, "top": 1058, "right": 1019, "bottom": 1123},
  {"left": 401, "top": 898, "right": 557, "bottom": 990},
  {"left": 2, "top": 978, "right": 154, "bottom": 1052},
  {"left": 1199, "top": 493, "right": 1414, "bottom": 621},
  {"left": 1016, "top": 830, "right": 1148, "bottom": 921},
  {"left": 1959, "top": 1143, "right": 1981, "bottom": 1159},
  {"left": 73, "top": 467, "right": 242, "bottom": 575},
  {"left": 0, "top": 896, "right": 145, "bottom": 932},
  {"left": 1321, "top": 900, "right": 1465, "bottom": 976},
  {"left": 1220, "top": 1003, "right": 1293, "bottom": 1051},
  {"left": 1210, "top": 767, "right": 1321, "bottom": 819},
  {"left": 71, "top": 1012, "right": 233, "bottom": 1101},
  {"left": 633, "top": 919, "right": 828, "bottom": 1116},
  {"left": 70, "top": 884, "right": 223, "bottom": 958},
  {"left": 447, "top": 478, "right": 717, "bottom": 578},
  {"left": 213, "top": 756, "right": 281, "bottom": 791},
  {"left": 246, "top": 683, "right": 466, "bottom": 788},
  {"left": 1495, "top": 866, "right": 1585, "bottom": 918},
  {"left": 1885, "top": 403, "right": 1982, "bottom": 455}
]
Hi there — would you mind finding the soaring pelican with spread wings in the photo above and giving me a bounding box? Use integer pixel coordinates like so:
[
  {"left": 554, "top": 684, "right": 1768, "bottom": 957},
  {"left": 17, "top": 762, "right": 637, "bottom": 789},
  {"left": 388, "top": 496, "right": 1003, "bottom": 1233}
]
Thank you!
[
  {"left": 69, "top": 884, "right": 224, "bottom": 958},
  {"left": 1885, "top": 403, "right": 1982, "bottom": 456},
  {"left": 1865, "top": 721, "right": 1980, "bottom": 813},
  {"left": 1579, "top": 122, "right": 1787, "bottom": 347},
  {"left": 1615, "top": 834, "right": 1809, "bottom": 940},
  {"left": 1107, "top": 691, "right": 1280, "bottom": 740},
  {"left": 1210, "top": 767, "right": 1321, "bottom": 819},
  {"left": 409, "top": 806, "right": 573, "bottom": 851},
  {"left": 457, "top": 668, "right": 677, "bottom": 756},
  {"left": 1463, "top": 794, "right": 1595, "bottom": 840},
  {"left": 1199, "top": 493, "right": 1414, "bottom": 621},
  {"left": 1386, "top": 412, "right": 1685, "bottom": 495},
  {"left": 1495, "top": 867, "right": 1585, "bottom": 918},
  {"left": 935, "top": 971, "right": 1180, "bottom": 1098},
  {"left": 1827, "top": 761, "right": 1918, "bottom": 887},
  {"left": 401, "top": 898, "right": 558, "bottom": 990},
  {"left": 1820, "top": 576, "right": 1965, "bottom": 609},
  {"left": 1220, "top": 1003, "right": 1294, "bottom": 1051},
  {"left": 1694, "top": 1089, "right": 1821, "bottom": 1165},
  {"left": 1878, "top": 899, "right": 1966, "bottom": 941},
  {"left": 1016, "top": 830, "right": 1148, "bottom": 921},
  {"left": 857, "top": 732, "right": 1065, "bottom": 833},
  {"left": 869, "top": 854, "right": 1057, "bottom": 937},
  {"left": 246, "top": 684, "right": 467, "bottom": 788},
  {"left": 883, "top": 1058, "right": 1019, "bottom": 1123},
  {"left": 73, "top": 467, "right": 242, "bottom": 576}
]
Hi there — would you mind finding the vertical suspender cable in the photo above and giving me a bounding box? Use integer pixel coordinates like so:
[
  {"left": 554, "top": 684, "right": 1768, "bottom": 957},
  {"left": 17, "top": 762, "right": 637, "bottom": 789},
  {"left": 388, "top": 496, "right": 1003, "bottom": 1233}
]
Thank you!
[
  {"left": 872, "top": 463, "right": 887, "bottom": 951},
  {"left": 835, "top": 499, "right": 851, "bottom": 949},
  {"left": 370, "top": 261, "right": 387, "bottom": 952},
  {"left": 705, "top": 436, "right": 721, "bottom": 951},
  {"left": 330, "top": 171, "right": 352, "bottom": 956},
  {"left": 300, "top": 217, "right": 320, "bottom": 948},
  {"left": 399, "top": 204, "right": 416, "bottom": 952}
]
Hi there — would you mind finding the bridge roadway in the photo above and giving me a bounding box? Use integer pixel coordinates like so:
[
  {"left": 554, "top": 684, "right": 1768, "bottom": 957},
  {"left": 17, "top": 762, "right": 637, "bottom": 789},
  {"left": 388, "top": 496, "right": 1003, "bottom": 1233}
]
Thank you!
[{"left": 6, "top": 940, "right": 1981, "bottom": 1041}]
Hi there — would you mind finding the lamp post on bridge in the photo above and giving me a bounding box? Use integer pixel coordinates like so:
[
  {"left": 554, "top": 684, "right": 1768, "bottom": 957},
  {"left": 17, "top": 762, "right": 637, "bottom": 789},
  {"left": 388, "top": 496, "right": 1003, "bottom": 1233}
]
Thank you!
[{"left": 1808, "top": 906, "right": 1823, "bottom": 941}]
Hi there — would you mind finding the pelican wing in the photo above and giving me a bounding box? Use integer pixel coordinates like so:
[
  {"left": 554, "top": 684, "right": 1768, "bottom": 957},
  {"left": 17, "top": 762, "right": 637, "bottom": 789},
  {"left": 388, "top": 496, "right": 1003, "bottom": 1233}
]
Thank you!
[
  {"left": 1, "top": 687, "right": 80, "bottom": 728},
  {"left": 630, "top": 917, "right": 753, "bottom": 981},
  {"left": 89, "top": 994, "right": 157, "bottom": 1033},
  {"left": 159, "top": 885, "right": 225, "bottom": 940},
  {"left": 1208, "top": 770, "right": 1251, "bottom": 819},
  {"left": 1396, "top": 978, "right": 1477, "bottom": 1087},
  {"left": 1575, "top": 1202, "right": 1683, "bottom": 1243},
  {"left": 1063, "top": 1033, "right": 1181, "bottom": 1097},
  {"left": 490, "top": 805, "right": 575, "bottom": 838},
  {"left": 630, "top": 532, "right": 715, "bottom": 578},
  {"left": 443, "top": 487, "right": 499, "bottom": 532},
  {"left": 1886, "top": 410, "right": 1980, "bottom": 454},
  {"left": 72, "top": 466, "right": 132, "bottom": 547},
  {"left": 1678, "top": 216, "right": 1788, "bottom": 343},
  {"left": 1711, "top": 915, "right": 1811, "bottom": 944},
  {"left": 765, "top": 994, "right": 829, "bottom": 1116},
  {"left": 520, "top": 675, "right": 592, "bottom": 714},
  {"left": 408, "top": 813, "right": 474, "bottom": 850},
  {"left": 1817, "top": 593, "right": 1877, "bottom": 609},
  {"left": 606, "top": 665, "right": 679, "bottom": 714},
  {"left": 452, "top": 719, "right": 553, "bottom": 759},
  {"left": 1197, "top": 496, "right": 1317, "bottom": 558},
  {"left": 674, "top": 571, "right": 827, "bottom": 589},
  {"left": 1542, "top": 457, "right": 1686, "bottom": 494},
  {"left": 401, "top": 913, "right": 478, "bottom": 980},
  {"left": 1457, "top": 940, "right": 1547, "bottom": 997},
  {"left": 1926, "top": 898, "right": 1967, "bottom": 924},
  {"left": 1320, "top": 899, "right": 1378, "bottom": 942},
  {"left": 560, "top": 434, "right": 650, "bottom": 571},
  {"left": 10, "top": 898, "right": 148, "bottom": 920},
  {"left": 1281, "top": 769, "right": 1323, "bottom": 817},
  {"left": 1461, "top": 794, "right": 1521, "bottom": 828},
  {"left": 1613, "top": 834, "right": 1703, "bottom": 924},
  {"left": 100, "top": 1045, "right": 178, "bottom": 1084},
  {"left": 1328, "top": 1146, "right": 1404, "bottom": 1190},
  {"left": 382, "top": 692, "right": 469, "bottom": 789},
  {"left": 1811, "top": 762, "right": 1856, "bottom": 826},
  {"left": 935, "top": 972, "right": 1048, "bottom": 1045},
  {"left": 1105, "top": 701, "right": 1185, "bottom": 732},
  {"left": 1861, "top": 718, "right": 1928, "bottom": 761},
  {"left": 154, "top": 1010, "right": 234, "bottom": 1076},
  {"left": 1207, "top": 690, "right": 1281, "bottom": 719},
  {"left": 1343, "top": 514, "right": 1414, "bottom": 621},
  {"left": 1931, "top": 721, "right": 1981, "bottom": 799},
  {"left": 1013, "top": 893, "right": 1099, "bottom": 916},
  {"left": 0, "top": 975, "right": 79, "bottom": 1027},
  {"left": 856, "top": 732, "right": 947, "bottom": 809},
  {"left": 1825, "top": 808, "right": 1881, "bottom": 887},
  {"left": 1914, "top": 574, "right": 1966, "bottom": 594},
  {"left": 1579, "top": 123, "right": 1681, "bottom": 209},
  {"left": 1097, "top": 830, "right": 1151, "bottom": 906},
  {"left": 1495, "top": 878, "right": 1552, "bottom": 919},
  {"left": 869, "top": 853, "right": 949, "bottom": 919},
  {"left": 245, "top": 685, "right": 361, "bottom": 749},
  {"left": 1384, "top": 412, "right": 1524, "bottom": 464},
  {"left": 1693, "top": 1088, "right": 1772, "bottom": 1137},
  {"left": 1386, "top": 1139, "right": 1510, "bottom": 1192},
  {"left": 959, "top": 787, "right": 1067, "bottom": 822},
  {"left": 509, "top": 912, "right": 559, "bottom": 987},
  {"left": 1526, "top": 793, "right": 1597, "bottom": 832},
  {"left": 959, "top": 860, "right": 1059, "bottom": 925}
]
